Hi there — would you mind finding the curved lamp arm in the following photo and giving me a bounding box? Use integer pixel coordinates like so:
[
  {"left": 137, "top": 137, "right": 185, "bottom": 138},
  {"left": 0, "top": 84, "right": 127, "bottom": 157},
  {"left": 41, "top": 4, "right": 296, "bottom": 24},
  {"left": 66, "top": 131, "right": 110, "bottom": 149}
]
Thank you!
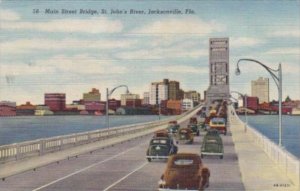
[
  {"left": 109, "top": 85, "right": 129, "bottom": 97},
  {"left": 236, "top": 58, "right": 281, "bottom": 89}
]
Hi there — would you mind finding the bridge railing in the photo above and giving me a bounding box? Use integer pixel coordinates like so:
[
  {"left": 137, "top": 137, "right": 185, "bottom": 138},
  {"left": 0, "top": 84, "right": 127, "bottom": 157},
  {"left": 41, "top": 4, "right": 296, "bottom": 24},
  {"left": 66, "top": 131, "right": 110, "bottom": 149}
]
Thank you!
[
  {"left": 0, "top": 105, "right": 201, "bottom": 164},
  {"left": 228, "top": 106, "right": 300, "bottom": 187}
]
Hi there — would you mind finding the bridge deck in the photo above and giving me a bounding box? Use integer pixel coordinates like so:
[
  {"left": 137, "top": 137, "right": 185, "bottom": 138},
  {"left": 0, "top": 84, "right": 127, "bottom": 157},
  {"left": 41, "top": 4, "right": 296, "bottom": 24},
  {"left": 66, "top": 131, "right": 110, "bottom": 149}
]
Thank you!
[
  {"left": 0, "top": 114, "right": 297, "bottom": 191},
  {"left": 0, "top": 118, "right": 244, "bottom": 191}
]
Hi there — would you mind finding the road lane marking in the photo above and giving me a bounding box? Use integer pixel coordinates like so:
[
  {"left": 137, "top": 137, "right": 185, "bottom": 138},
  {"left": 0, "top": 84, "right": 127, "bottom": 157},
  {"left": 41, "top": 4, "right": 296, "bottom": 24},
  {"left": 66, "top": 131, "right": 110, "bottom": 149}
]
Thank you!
[
  {"left": 32, "top": 145, "right": 139, "bottom": 191},
  {"left": 103, "top": 162, "right": 148, "bottom": 191}
]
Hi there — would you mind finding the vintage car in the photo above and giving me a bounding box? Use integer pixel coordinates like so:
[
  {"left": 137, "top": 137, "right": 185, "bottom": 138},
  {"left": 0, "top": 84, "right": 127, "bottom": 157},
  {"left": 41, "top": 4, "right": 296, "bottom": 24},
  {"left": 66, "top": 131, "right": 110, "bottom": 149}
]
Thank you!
[
  {"left": 187, "top": 124, "right": 200, "bottom": 136},
  {"left": 167, "top": 121, "right": 180, "bottom": 134},
  {"left": 189, "top": 117, "right": 198, "bottom": 125},
  {"left": 154, "top": 130, "right": 171, "bottom": 138},
  {"left": 158, "top": 153, "right": 210, "bottom": 190},
  {"left": 176, "top": 128, "right": 194, "bottom": 144},
  {"left": 208, "top": 117, "right": 227, "bottom": 135},
  {"left": 146, "top": 136, "right": 178, "bottom": 162},
  {"left": 201, "top": 129, "right": 224, "bottom": 159}
]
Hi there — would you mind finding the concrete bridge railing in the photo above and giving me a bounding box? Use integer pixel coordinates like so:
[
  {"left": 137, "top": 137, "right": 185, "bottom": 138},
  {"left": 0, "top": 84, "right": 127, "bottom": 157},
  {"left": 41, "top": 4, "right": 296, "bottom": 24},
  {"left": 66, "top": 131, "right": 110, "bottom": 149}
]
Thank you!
[
  {"left": 0, "top": 105, "right": 201, "bottom": 164},
  {"left": 228, "top": 106, "right": 300, "bottom": 187}
]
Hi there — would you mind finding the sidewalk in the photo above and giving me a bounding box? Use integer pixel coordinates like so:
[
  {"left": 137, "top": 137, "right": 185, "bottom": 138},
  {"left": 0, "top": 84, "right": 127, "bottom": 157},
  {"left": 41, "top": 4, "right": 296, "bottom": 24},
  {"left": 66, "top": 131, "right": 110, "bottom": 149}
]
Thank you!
[{"left": 229, "top": 117, "right": 298, "bottom": 191}]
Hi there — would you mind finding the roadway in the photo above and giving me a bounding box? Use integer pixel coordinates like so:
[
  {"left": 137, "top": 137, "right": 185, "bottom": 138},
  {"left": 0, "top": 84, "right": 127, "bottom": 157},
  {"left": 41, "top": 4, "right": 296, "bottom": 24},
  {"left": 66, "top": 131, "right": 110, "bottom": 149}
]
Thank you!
[{"left": 0, "top": 118, "right": 244, "bottom": 191}]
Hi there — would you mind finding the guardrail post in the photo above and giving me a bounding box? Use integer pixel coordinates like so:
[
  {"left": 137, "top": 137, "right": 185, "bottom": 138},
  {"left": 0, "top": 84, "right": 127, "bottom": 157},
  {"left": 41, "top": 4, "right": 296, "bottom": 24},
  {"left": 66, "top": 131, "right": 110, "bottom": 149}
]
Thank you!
[
  {"left": 16, "top": 144, "right": 21, "bottom": 160},
  {"left": 39, "top": 140, "right": 45, "bottom": 156}
]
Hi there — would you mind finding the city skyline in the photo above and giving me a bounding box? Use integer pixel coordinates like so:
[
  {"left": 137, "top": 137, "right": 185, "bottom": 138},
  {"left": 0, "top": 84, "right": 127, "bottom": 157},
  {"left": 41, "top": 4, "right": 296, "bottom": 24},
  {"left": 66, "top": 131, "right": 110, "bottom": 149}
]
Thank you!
[{"left": 1, "top": 1, "right": 299, "bottom": 104}]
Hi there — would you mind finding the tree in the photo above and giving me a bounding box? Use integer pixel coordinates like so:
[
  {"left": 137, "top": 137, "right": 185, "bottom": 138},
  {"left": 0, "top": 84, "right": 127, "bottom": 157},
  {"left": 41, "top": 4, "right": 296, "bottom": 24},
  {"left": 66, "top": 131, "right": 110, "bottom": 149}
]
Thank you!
[{"left": 285, "top": 96, "right": 291, "bottom": 102}]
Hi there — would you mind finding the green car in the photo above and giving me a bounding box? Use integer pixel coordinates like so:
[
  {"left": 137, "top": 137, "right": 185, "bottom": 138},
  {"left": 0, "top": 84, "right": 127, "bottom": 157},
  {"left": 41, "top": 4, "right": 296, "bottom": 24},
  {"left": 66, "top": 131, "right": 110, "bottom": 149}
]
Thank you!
[
  {"left": 167, "top": 124, "right": 180, "bottom": 134},
  {"left": 187, "top": 124, "right": 200, "bottom": 136},
  {"left": 201, "top": 129, "right": 224, "bottom": 159}
]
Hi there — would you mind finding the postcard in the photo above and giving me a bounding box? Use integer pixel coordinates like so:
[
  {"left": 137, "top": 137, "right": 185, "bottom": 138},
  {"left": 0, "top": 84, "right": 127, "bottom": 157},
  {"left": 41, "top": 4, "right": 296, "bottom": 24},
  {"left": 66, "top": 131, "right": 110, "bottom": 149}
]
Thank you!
[{"left": 0, "top": 0, "right": 299, "bottom": 190}]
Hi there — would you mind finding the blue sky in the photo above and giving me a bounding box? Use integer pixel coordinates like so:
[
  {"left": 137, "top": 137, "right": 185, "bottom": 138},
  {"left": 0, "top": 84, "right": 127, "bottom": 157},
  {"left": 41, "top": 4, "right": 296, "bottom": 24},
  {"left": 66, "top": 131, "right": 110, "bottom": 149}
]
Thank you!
[{"left": 0, "top": 0, "right": 299, "bottom": 104}]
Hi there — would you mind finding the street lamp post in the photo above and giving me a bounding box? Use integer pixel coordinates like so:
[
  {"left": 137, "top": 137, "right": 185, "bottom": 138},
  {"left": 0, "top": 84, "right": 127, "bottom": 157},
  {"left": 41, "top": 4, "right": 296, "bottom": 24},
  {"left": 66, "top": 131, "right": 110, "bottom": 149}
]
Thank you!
[
  {"left": 158, "top": 98, "right": 161, "bottom": 120},
  {"left": 106, "top": 85, "right": 129, "bottom": 129},
  {"left": 235, "top": 58, "right": 282, "bottom": 146},
  {"left": 231, "top": 91, "right": 248, "bottom": 132}
]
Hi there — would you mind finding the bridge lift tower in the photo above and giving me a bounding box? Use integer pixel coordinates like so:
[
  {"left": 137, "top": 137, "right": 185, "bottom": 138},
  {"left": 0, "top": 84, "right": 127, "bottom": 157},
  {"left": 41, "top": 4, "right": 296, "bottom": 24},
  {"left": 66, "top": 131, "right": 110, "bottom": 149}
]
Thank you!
[{"left": 205, "top": 38, "right": 230, "bottom": 111}]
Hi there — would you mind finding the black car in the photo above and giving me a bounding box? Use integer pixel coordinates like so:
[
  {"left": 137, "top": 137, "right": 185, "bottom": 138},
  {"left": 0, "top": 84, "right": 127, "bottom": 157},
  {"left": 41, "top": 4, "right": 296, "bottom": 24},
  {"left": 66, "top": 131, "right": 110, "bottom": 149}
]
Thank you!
[
  {"left": 146, "top": 137, "right": 178, "bottom": 162},
  {"left": 187, "top": 124, "right": 200, "bottom": 136},
  {"left": 167, "top": 123, "right": 180, "bottom": 134}
]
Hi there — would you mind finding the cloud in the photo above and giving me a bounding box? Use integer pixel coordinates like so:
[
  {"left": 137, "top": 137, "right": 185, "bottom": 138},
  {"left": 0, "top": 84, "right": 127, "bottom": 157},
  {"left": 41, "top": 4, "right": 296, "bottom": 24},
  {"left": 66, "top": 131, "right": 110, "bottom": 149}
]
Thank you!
[
  {"left": 1, "top": 17, "right": 123, "bottom": 33},
  {"left": 0, "top": 54, "right": 128, "bottom": 77},
  {"left": 265, "top": 47, "right": 300, "bottom": 55},
  {"left": 230, "top": 37, "right": 265, "bottom": 47},
  {"left": 151, "top": 65, "right": 207, "bottom": 74},
  {"left": 1, "top": 38, "right": 136, "bottom": 55},
  {"left": 131, "top": 18, "right": 225, "bottom": 34},
  {"left": 116, "top": 47, "right": 207, "bottom": 60},
  {"left": 0, "top": 9, "right": 20, "bottom": 21},
  {"left": 270, "top": 29, "right": 300, "bottom": 38}
]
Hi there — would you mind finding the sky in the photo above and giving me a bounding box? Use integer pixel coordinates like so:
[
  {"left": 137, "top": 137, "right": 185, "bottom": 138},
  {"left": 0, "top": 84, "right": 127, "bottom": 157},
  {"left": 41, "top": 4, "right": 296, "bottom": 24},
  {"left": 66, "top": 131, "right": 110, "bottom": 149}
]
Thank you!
[{"left": 0, "top": 0, "right": 299, "bottom": 104}]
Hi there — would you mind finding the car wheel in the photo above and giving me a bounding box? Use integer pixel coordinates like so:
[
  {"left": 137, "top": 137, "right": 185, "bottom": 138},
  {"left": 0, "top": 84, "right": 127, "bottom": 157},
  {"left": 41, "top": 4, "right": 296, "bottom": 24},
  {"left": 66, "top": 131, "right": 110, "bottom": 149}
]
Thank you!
[
  {"left": 220, "top": 155, "right": 223, "bottom": 159},
  {"left": 147, "top": 158, "right": 151, "bottom": 162}
]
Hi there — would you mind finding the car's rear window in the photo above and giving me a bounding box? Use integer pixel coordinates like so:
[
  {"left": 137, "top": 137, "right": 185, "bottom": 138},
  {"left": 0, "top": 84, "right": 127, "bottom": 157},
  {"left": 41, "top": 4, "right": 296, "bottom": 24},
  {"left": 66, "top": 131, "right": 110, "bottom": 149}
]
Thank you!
[
  {"left": 152, "top": 139, "right": 167, "bottom": 144},
  {"left": 174, "top": 159, "right": 194, "bottom": 165},
  {"left": 180, "top": 130, "right": 188, "bottom": 133},
  {"left": 207, "top": 139, "right": 218, "bottom": 143}
]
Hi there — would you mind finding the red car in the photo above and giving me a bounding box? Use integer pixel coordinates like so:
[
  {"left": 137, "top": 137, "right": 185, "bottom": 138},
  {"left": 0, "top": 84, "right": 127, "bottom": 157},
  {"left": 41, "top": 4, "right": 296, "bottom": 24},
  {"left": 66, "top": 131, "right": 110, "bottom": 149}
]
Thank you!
[{"left": 158, "top": 153, "right": 210, "bottom": 190}]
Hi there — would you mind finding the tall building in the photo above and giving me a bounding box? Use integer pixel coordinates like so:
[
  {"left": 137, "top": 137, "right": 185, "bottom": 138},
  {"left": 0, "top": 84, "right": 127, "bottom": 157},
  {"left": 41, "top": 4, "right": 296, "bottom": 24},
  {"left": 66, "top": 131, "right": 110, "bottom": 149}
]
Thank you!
[
  {"left": 184, "top": 91, "right": 201, "bottom": 103},
  {"left": 251, "top": 77, "right": 269, "bottom": 103},
  {"left": 121, "top": 93, "right": 140, "bottom": 106},
  {"left": 149, "top": 79, "right": 180, "bottom": 105},
  {"left": 182, "top": 98, "right": 194, "bottom": 111},
  {"left": 168, "top": 81, "right": 180, "bottom": 100},
  {"left": 142, "top": 92, "right": 150, "bottom": 105},
  {"left": 45, "top": 93, "right": 66, "bottom": 111},
  {"left": 206, "top": 38, "right": 230, "bottom": 105},
  {"left": 83, "top": 88, "right": 101, "bottom": 103}
]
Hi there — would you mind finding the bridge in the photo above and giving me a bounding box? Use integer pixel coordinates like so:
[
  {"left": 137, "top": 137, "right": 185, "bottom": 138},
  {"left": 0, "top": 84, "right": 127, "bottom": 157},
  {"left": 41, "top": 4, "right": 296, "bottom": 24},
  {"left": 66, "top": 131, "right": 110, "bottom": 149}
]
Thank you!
[
  {"left": 0, "top": 37, "right": 299, "bottom": 190},
  {"left": 0, "top": 105, "right": 299, "bottom": 191}
]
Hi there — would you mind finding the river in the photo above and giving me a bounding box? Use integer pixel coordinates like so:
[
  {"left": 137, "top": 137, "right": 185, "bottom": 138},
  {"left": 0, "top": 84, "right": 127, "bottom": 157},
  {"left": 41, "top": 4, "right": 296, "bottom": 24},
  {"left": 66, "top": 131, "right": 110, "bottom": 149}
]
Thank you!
[
  {"left": 1, "top": 115, "right": 299, "bottom": 158},
  {"left": 239, "top": 115, "right": 300, "bottom": 158},
  {"left": 0, "top": 115, "right": 170, "bottom": 146}
]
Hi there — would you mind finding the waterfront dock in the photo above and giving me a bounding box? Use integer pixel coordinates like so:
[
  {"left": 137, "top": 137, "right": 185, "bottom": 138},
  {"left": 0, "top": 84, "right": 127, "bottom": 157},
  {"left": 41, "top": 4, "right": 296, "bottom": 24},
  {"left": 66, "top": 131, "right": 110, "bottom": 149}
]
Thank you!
[{"left": 0, "top": 106, "right": 298, "bottom": 190}]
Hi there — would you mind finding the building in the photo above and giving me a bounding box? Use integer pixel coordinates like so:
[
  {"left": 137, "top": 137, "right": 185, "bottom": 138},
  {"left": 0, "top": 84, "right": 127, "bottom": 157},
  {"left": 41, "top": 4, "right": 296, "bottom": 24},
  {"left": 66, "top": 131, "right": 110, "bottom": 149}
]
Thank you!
[
  {"left": 142, "top": 92, "right": 150, "bottom": 105},
  {"left": 246, "top": 96, "right": 259, "bottom": 111},
  {"left": 16, "top": 101, "right": 36, "bottom": 116},
  {"left": 45, "top": 93, "right": 66, "bottom": 112},
  {"left": 121, "top": 93, "right": 140, "bottom": 106},
  {"left": 0, "top": 101, "right": 16, "bottom": 116},
  {"left": 66, "top": 104, "right": 85, "bottom": 111},
  {"left": 150, "top": 79, "right": 180, "bottom": 105},
  {"left": 206, "top": 38, "right": 230, "bottom": 106},
  {"left": 251, "top": 77, "right": 269, "bottom": 104},
  {"left": 84, "top": 102, "right": 105, "bottom": 114},
  {"left": 83, "top": 88, "right": 101, "bottom": 103},
  {"left": 35, "top": 105, "right": 53, "bottom": 116},
  {"left": 168, "top": 80, "right": 180, "bottom": 100},
  {"left": 182, "top": 99, "right": 194, "bottom": 111},
  {"left": 108, "top": 99, "right": 121, "bottom": 111},
  {"left": 184, "top": 91, "right": 201, "bottom": 103},
  {"left": 167, "top": 100, "right": 182, "bottom": 115},
  {"left": 126, "top": 99, "right": 142, "bottom": 108}
]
